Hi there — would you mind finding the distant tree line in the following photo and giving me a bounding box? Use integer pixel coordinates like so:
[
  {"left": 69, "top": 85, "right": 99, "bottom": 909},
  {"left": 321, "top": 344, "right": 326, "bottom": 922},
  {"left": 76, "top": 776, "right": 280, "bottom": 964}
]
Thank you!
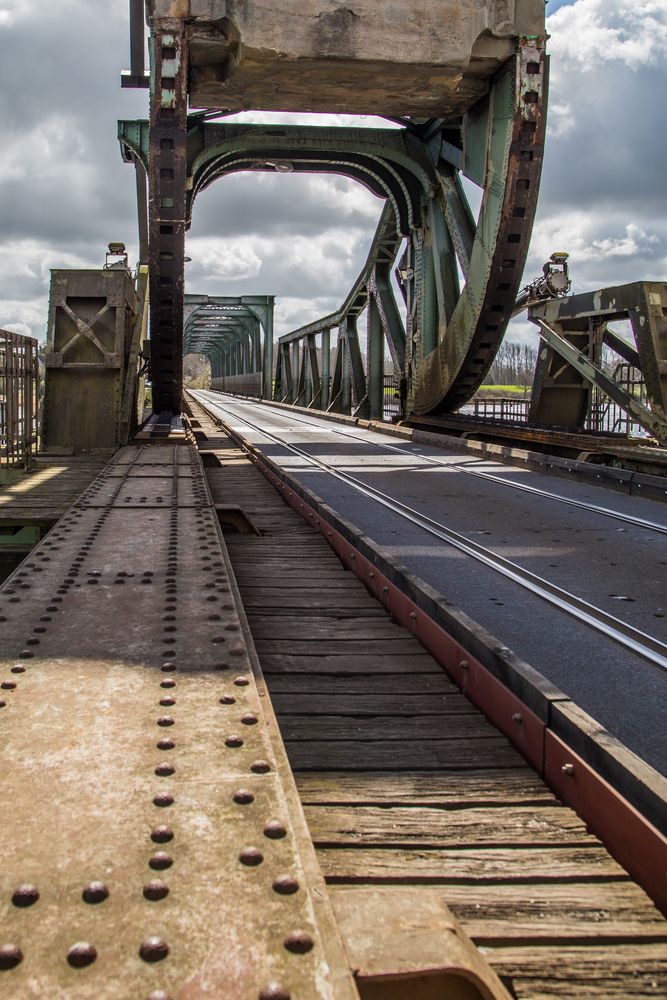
[{"left": 486, "top": 341, "right": 538, "bottom": 387}]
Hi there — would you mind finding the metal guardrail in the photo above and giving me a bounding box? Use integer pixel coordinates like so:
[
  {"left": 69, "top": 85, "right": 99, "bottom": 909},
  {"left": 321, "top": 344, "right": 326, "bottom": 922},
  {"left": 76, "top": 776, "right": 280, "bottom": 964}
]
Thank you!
[
  {"left": 464, "top": 397, "right": 530, "bottom": 421},
  {"left": 0, "top": 329, "right": 39, "bottom": 468}
]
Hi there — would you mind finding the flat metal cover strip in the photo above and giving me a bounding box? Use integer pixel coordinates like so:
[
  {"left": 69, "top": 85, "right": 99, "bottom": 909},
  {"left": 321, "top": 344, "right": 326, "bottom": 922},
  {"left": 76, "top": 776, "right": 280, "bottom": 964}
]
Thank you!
[{"left": 0, "top": 443, "right": 345, "bottom": 998}]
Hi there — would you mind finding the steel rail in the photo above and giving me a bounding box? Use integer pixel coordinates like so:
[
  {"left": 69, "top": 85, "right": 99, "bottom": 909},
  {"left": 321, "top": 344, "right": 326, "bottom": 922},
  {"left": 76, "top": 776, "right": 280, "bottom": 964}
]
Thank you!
[
  {"left": 192, "top": 390, "right": 667, "bottom": 675},
  {"left": 201, "top": 393, "right": 667, "bottom": 537}
]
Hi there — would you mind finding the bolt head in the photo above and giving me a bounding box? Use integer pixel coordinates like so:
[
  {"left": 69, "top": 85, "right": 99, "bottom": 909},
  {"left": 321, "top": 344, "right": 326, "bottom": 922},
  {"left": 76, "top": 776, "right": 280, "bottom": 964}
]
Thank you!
[
  {"left": 0, "top": 944, "right": 23, "bottom": 969},
  {"left": 139, "top": 937, "right": 169, "bottom": 962},
  {"left": 273, "top": 875, "right": 299, "bottom": 896},
  {"left": 284, "top": 930, "right": 314, "bottom": 954},
  {"left": 67, "top": 941, "right": 97, "bottom": 967},
  {"left": 82, "top": 882, "right": 109, "bottom": 904},
  {"left": 239, "top": 847, "right": 264, "bottom": 867},
  {"left": 12, "top": 884, "right": 39, "bottom": 907}
]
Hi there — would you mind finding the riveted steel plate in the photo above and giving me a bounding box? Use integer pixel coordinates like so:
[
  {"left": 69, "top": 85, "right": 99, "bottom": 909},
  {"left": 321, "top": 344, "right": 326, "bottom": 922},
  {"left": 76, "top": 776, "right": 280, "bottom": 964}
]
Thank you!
[{"left": 0, "top": 444, "right": 353, "bottom": 998}]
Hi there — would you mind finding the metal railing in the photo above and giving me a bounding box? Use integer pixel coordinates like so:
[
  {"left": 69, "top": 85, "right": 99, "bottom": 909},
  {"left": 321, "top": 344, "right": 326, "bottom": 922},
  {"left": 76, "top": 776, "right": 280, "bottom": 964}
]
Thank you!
[
  {"left": 0, "top": 329, "right": 39, "bottom": 467},
  {"left": 589, "top": 363, "right": 650, "bottom": 438},
  {"left": 462, "top": 397, "right": 530, "bottom": 421}
]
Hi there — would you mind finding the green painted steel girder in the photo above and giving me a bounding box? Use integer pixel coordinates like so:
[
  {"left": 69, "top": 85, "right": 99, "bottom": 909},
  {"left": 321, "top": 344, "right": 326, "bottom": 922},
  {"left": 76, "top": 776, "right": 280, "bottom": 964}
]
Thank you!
[
  {"left": 119, "top": 40, "right": 548, "bottom": 414},
  {"left": 183, "top": 294, "right": 274, "bottom": 390}
]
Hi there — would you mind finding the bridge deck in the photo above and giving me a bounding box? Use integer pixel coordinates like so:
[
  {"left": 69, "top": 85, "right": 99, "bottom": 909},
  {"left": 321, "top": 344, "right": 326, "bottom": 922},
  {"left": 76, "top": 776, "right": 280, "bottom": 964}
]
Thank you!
[
  {"left": 0, "top": 440, "right": 355, "bottom": 998},
  {"left": 189, "top": 398, "right": 667, "bottom": 999},
  {"left": 192, "top": 391, "right": 667, "bottom": 777},
  {"left": 0, "top": 453, "right": 112, "bottom": 528}
]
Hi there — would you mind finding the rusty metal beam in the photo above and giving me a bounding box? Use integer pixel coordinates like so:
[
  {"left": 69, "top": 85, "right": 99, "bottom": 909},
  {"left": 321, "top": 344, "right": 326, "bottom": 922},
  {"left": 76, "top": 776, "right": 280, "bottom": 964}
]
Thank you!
[
  {"left": 148, "top": 18, "right": 188, "bottom": 415},
  {"left": 0, "top": 442, "right": 358, "bottom": 996}
]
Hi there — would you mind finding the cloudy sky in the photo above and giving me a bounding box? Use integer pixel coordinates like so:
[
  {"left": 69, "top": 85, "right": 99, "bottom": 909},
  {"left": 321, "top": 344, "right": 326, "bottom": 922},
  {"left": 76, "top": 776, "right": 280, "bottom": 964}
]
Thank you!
[{"left": 0, "top": 0, "right": 665, "bottom": 350}]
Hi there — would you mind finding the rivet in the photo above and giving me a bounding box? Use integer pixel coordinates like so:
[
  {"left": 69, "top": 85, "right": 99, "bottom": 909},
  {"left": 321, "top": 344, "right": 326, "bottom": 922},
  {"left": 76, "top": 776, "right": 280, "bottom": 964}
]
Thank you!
[
  {"left": 149, "top": 853, "right": 173, "bottom": 871},
  {"left": 153, "top": 794, "right": 174, "bottom": 808},
  {"left": 233, "top": 789, "right": 254, "bottom": 805},
  {"left": 139, "top": 937, "right": 169, "bottom": 962},
  {"left": 241, "top": 714, "right": 258, "bottom": 726},
  {"left": 155, "top": 763, "right": 175, "bottom": 777},
  {"left": 161, "top": 680, "right": 176, "bottom": 689},
  {"left": 251, "top": 760, "right": 271, "bottom": 774},
  {"left": 562, "top": 762, "right": 575, "bottom": 776},
  {"left": 239, "top": 847, "right": 264, "bottom": 866},
  {"left": 151, "top": 825, "right": 174, "bottom": 844},
  {"left": 10, "top": 666, "right": 25, "bottom": 674},
  {"left": 159, "top": 697, "right": 176, "bottom": 707},
  {"left": 143, "top": 881, "right": 170, "bottom": 901},
  {"left": 0, "top": 944, "right": 23, "bottom": 969},
  {"left": 145, "top": 992, "right": 172, "bottom": 1000},
  {"left": 226, "top": 734, "right": 244, "bottom": 748},
  {"left": 234, "top": 676, "right": 249, "bottom": 687},
  {"left": 460, "top": 659, "right": 469, "bottom": 671},
  {"left": 219, "top": 695, "right": 236, "bottom": 705},
  {"left": 259, "top": 984, "right": 290, "bottom": 1000},
  {"left": 157, "top": 717, "right": 175, "bottom": 727},
  {"left": 284, "top": 931, "right": 314, "bottom": 954},
  {"left": 512, "top": 712, "right": 523, "bottom": 724},
  {"left": 0, "top": 700, "right": 5, "bottom": 708},
  {"left": 20, "top": 650, "right": 33, "bottom": 659},
  {"left": 67, "top": 942, "right": 97, "bottom": 967},
  {"left": 273, "top": 875, "right": 299, "bottom": 895},
  {"left": 1, "top": 681, "right": 17, "bottom": 690},
  {"left": 82, "top": 882, "right": 109, "bottom": 904},
  {"left": 156, "top": 738, "right": 175, "bottom": 751},
  {"left": 12, "top": 884, "right": 39, "bottom": 907},
  {"left": 264, "top": 820, "right": 287, "bottom": 839}
]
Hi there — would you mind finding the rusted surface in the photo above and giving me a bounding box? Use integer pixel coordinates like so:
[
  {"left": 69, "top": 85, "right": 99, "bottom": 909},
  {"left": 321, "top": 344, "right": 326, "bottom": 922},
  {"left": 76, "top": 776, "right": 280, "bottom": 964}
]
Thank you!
[
  {"left": 163, "top": 0, "right": 546, "bottom": 117},
  {"left": 414, "top": 39, "right": 549, "bottom": 413},
  {"left": 148, "top": 18, "right": 188, "bottom": 414},
  {"left": 545, "top": 730, "right": 667, "bottom": 918},
  {"left": 43, "top": 269, "right": 140, "bottom": 452},
  {"left": 0, "top": 329, "right": 38, "bottom": 468},
  {"left": 332, "top": 887, "right": 511, "bottom": 999},
  {"left": 0, "top": 442, "right": 356, "bottom": 997}
]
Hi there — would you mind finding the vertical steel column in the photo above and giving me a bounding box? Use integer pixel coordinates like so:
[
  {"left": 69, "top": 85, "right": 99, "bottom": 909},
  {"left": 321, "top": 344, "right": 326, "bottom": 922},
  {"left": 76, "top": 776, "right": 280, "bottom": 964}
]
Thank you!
[
  {"left": 291, "top": 341, "right": 300, "bottom": 404},
  {"left": 321, "top": 329, "right": 331, "bottom": 409},
  {"left": 306, "top": 334, "right": 320, "bottom": 406},
  {"left": 134, "top": 156, "right": 149, "bottom": 264},
  {"left": 347, "top": 315, "right": 368, "bottom": 417},
  {"left": 148, "top": 18, "right": 188, "bottom": 414},
  {"left": 368, "top": 290, "right": 385, "bottom": 420},
  {"left": 262, "top": 307, "right": 274, "bottom": 400}
]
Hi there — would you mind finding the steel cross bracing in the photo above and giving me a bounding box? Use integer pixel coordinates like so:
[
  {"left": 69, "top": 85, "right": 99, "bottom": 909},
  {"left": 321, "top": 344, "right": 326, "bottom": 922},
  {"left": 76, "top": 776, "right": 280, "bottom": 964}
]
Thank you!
[
  {"left": 183, "top": 295, "right": 275, "bottom": 399},
  {"left": 0, "top": 443, "right": 355, "bottom": 998},
  {"left": 118, "top": 36, "right": 548, "bottom": 417}
]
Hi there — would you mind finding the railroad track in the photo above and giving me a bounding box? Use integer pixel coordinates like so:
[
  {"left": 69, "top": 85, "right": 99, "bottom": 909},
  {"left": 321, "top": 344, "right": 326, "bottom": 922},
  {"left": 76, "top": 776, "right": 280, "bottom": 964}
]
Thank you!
[
  {"left": 192, "top": 391, "right": 667, "bottom": 677},
  {"left": 185, "top": 394, "right": 667, "bottom": 999},
  {"left": 202, "top": 395, "right": 667, "bottom": 535}
]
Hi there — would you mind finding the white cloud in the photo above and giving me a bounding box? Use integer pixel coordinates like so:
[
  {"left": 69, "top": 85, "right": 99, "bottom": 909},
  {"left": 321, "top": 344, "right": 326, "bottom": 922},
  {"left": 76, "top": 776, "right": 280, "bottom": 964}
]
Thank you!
[
  {"left": 549, "top": 0, "right": 667, "bottom": 69},
  {"left": 187, "top": 238, "right": 263, "bottom": 282},
  {"left": 0, "top": 0, "right": 663, "bottom": 366}
]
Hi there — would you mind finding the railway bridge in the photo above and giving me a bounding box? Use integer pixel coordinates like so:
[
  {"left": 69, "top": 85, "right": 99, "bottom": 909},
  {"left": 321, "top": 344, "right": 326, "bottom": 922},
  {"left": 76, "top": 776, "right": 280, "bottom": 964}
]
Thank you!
[{"left": 1, "top": 3, "right": 666, "bottom": 998}]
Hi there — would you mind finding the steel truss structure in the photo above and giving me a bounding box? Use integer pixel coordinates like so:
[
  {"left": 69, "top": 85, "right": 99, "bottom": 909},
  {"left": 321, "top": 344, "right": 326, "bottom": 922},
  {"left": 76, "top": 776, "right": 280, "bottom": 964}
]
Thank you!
[
  {"left": 183, "top": 294, "right": 275, "bottom": 398},
  {"left": 529, "top": 282, "right": 667, "bottom": 443},
  {"left": 119, "top": 26, "right": 548, "bottom": 418}
]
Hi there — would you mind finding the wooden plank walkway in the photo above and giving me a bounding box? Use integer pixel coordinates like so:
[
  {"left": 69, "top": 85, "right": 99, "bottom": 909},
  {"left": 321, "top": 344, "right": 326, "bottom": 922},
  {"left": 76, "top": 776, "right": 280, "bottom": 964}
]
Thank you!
[
  {"left": 190, "top": 401, "right": 667, "bottom": 999},
  {"left": 0, "top": 453, "right": 112, "bottom": 526}
]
